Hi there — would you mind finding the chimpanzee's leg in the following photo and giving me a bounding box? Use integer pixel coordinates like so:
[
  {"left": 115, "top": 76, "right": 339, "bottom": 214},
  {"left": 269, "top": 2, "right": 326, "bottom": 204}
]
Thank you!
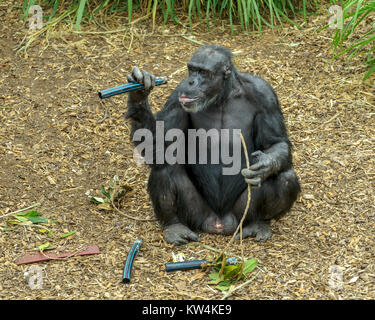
[
  {"left": 232, "top": 168, "right": 300, "bottom": 241},
  {"left": 148, "top": 165, "right": 218, "bottom": 245}
]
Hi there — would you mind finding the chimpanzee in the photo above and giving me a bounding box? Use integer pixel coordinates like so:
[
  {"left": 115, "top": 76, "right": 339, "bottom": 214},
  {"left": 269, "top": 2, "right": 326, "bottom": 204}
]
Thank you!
[{"left": 125, "top": 44, "right": 300, "bottom": 245}]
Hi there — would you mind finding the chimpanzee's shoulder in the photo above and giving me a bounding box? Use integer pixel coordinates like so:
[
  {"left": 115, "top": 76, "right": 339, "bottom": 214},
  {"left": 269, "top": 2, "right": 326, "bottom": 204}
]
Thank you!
[{"left": 237, "top": 72, "right": 279, "bottom": 110}]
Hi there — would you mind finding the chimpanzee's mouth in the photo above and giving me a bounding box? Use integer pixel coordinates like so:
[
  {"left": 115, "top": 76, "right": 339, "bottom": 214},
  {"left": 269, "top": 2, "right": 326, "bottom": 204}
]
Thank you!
[{"left": 179, "top": 94, "right": 199, "bottom": 104}]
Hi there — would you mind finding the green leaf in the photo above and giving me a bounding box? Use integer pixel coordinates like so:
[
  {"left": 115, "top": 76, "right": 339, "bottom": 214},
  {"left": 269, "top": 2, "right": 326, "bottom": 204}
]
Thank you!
[
  {"left": 100, "top": 186, "right": 112, "bottom": 199},
  {"left": 222, "top": 265, "right": 241, "bottom": 280},
  {"left": 27, "top": 216, "right": 49, "bottom": 224},
  {"left": 15, "top": 216, "right": 28, "bottom": 222},
  {"left": 17, "top": 210, "right": 38, "bottom": 217},
  {"left": 7, "top": 220, "right": 21, "bottom": 224},
  {"left": 91, "top": 197, "right": 105, "bottom": 204},
  {"left": 243, "top": 258, "right": 258, "bottom": 275},
  {"left": 37, "top": 242, "right": 56, "bottom": 251},
  {"left": 60, "top": 230, "right": 76, "bottom": 238},
  {"left": 208, "top": 272, "right": 220, "bottom": 280},
  {"left": 208, "top": 272, "right": 224, "bottom": 284},
  {"left": 216, "top": 281, "right": 232, "bottom": 291},
  {"left": 38, "top": 242, "right": 51, "bottom": 251}
]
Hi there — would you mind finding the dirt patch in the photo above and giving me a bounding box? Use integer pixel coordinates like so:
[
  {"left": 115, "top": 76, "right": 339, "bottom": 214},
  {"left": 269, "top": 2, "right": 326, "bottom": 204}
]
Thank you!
[{"left": 0, "top": 3, "right": 374, "bottom": 299}]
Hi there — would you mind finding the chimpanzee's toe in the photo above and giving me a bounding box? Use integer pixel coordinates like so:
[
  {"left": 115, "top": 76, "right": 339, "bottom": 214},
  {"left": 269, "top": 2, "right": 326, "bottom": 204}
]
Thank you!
[
  {"left": 163, "top": 223, "right": 200, "bottom": 245},
  {"left": 236, "top": 221, "right": 272, "bottom": 242}
]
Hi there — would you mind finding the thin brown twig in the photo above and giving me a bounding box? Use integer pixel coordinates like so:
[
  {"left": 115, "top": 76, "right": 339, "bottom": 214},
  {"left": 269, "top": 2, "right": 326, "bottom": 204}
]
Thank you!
[
  {"left": 180, "top": 35, "right": 205, "bottom": 46},
  {"left": 39, "top": 245, "right": 86, "bottom": 261},
  {"left": 188, "top": 242, "right": 243, "bottom": 260},
  {"left": 224, "top": 134, "right": 251, "bottom": 252},
  {"left": 215, "top": 133, "right": 251, "bottom": 271}
]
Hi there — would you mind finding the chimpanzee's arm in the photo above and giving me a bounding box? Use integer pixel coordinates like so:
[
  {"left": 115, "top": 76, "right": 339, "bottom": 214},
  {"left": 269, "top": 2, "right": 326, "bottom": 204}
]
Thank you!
[
  {"left": 125, "top": 67, "right": 157, "bottom": 141},
  {"left": 125, "top": 67, "right": 188, "bottom": 167},
  {"left": 126, "top": 96, "right": 156, "bottom": 134},
  {"left": 241, "top": 77, "right": 292, "bottom": 186}
]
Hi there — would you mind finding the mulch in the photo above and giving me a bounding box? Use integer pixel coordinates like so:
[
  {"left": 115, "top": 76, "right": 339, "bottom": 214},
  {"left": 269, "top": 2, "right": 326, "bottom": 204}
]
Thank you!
[{"left": 0, "top": 2, "right": 374, "bottom": 299}]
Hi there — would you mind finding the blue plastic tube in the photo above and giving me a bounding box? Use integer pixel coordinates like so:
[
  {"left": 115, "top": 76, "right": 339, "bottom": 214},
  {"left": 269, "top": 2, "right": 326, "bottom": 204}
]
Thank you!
[
  {"left": 122, "top": 238, "right": 143, "bottom": 283},
  {"left": 98, "top": 76, "right": 168, "bottom": 99},
  {"left": 165, "top": 257, "right": 237, "bottom": 272}
]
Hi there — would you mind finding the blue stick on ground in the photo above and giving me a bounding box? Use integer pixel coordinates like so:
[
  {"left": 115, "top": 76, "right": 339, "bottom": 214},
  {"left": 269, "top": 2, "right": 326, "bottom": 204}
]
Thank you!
[
  {"left": 98, "top": 76, "right": 168, "bottom": 99},
  {"left": 122, "top": 238, "right": 143, "bottom": 284},
  {"left": 165, "top": 257, "right": 237, "bottom": 272}
]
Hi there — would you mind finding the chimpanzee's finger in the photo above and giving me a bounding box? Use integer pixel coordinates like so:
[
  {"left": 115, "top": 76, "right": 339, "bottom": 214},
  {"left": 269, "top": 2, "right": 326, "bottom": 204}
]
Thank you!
[
  {"left": 249, "top": 161, "right": 264, "bottom": 171},
  {"left": 241, "top": 168, "right": 258, "bottom": 178},
  {"left": 245, "top": 177, "right": 261, "bottom": 186},
  {"left": 235, "top": 228, "right": 256, "bottom": 240},
  {"left": 127, "top": 74, "right": 135, "bottom": 83},
  {"left": 143, "top": 71, "right": 151, "bottom": 90},
  {"left": 150, "top": 74, "right": 156, "bottom": 88},
  {"left": 132, "top": 66, "right": 143, "bottom": 82},
  {"left": 251, "top": 150, "right": 263, "bottom": 158},
  {"left": 184, "top": 230, "right": 200, "bottom": 242},
  {"left": 175, "top": 237, "right": 189, "bottom": 245}
]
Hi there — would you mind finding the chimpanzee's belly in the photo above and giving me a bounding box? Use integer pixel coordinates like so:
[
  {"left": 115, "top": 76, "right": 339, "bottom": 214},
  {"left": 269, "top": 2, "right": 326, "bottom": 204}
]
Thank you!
[
  {"left": 187, "top": 162, "right": 247, "bottom": 215},
  {"left": 186, "top": 104, "right": 253, "bottom": 215}
]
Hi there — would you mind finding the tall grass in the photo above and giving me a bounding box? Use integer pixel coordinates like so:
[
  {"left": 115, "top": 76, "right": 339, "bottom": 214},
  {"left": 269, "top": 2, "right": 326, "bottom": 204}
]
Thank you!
[
  {"left": 18, "top": 1, "right": 374, "bottom": 80},
  {"left": 20, "top": 0, "right": 315, "bottom": 32},
  {"left": 329, "top": 0, "right": 375, "bottom": 80}
]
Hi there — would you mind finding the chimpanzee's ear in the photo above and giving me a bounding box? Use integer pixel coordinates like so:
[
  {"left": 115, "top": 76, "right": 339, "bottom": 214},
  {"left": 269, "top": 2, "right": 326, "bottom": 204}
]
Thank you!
[{"left": 223, "top": 65, "right": 232, "bottom": 79}]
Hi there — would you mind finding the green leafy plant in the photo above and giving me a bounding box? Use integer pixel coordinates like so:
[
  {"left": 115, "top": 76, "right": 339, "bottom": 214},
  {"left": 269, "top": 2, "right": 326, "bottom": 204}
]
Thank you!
[
  {"left": 205, "top": 253, "right": 258, "bottom": 291},
  {"left": 1, "top": 206, "right": 78, "bottom": 253},
  {"left": 6, "top": 210, "right": 52, "bottom": 231},
  {"left": 90, "top": 175, "right": 132, "bottom": 210}
]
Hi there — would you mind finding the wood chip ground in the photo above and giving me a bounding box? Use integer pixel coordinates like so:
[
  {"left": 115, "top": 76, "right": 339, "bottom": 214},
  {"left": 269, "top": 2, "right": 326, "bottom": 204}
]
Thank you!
[{"left": 0, "top": 3, "right": 374, "bottom": 299}]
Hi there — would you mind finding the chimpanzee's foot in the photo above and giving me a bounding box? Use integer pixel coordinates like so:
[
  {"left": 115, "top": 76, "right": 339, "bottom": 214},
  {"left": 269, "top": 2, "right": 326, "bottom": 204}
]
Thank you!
[
  {"left": 235, "top": 220, "right": 272, "bottom": 242},
  {"left": 163, "top": 223, "right": 200, "bottom": 245}
]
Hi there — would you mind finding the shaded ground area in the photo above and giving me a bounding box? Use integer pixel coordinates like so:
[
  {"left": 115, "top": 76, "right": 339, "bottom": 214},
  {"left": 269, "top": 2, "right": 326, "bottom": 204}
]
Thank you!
[{"left": 0, "top": 3, "right": 374, "bottom": 299}]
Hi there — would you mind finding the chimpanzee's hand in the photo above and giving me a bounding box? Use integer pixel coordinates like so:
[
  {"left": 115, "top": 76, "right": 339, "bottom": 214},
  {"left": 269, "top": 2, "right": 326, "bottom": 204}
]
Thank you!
[
  {"left": 241, "top": 150, "right": 278, "bottom": 187},
  {"left": 127, "top": 66, "right": 156, "bottom": 102},
  {"left": 163, "top": 223, "right": 200, "bottom": 245}
]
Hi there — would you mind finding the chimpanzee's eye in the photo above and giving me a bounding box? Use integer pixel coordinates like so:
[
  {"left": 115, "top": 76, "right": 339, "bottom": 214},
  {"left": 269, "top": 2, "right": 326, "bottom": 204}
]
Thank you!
[
  {"left": 200, "top": 69, "right": 210, "bottom": 78},
  {"left": 188, "top": 66, "right": 198, "bottom": 76}
]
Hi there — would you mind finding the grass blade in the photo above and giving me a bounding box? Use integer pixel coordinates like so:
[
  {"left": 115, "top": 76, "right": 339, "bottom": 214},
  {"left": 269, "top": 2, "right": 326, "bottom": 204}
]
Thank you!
[
  {"left": 128, "top": 0, "right": 133, "bottom": 23},
  {"left": 152, "top": 0, "right": 158, "bottom": 31},
  {"left": 363, "top": 64, "right": 375, "bottom": 81},
  {"left": 75, "top": 0, "right": 86, "bottom": 30}
]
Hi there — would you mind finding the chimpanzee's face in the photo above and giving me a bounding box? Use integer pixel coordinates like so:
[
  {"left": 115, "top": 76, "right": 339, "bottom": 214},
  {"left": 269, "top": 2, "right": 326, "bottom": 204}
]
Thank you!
[{"left": 178, "top": 49, "right": 229, "bottom": 113}]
